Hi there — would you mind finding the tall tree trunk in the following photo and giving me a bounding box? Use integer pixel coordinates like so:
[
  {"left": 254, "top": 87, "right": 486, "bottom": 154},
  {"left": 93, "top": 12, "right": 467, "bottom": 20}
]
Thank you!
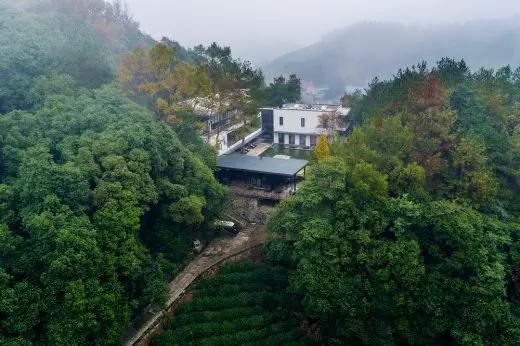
[
  {"left": 215, "top": 127, "right": 222, "bottom": 150},
  {"left": 241, "top": 117, "right": 248, "bottom": 154},
  {"left": 206, "top": 120, "right": 212, "bottom": 143}
]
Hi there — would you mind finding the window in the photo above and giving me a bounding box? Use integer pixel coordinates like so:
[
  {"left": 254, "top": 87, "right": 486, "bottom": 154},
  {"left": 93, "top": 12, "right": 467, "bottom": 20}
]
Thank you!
[
  {"left": 289, "top": 134, "right": 295, "bottom": 145},
  {"left": 310, "top": 135, "right": 317, "bottom": 146},
  {"left": 279, "top": 116, "right": 284, "bottom": 126},
  {"left": 301, "top": 118, "right": 305, "bottom": 127},
  {"left": 299, "top": 135, "right": 306, "bottom": 146},
  {"left": 278, "top": 133, "right": 285, "bottom": 144}
]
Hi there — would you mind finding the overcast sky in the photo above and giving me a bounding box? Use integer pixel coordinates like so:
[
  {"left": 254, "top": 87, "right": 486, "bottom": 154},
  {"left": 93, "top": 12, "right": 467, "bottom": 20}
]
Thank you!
[{"left": 124, "top": 0, "right": 520, "bottom": 64}]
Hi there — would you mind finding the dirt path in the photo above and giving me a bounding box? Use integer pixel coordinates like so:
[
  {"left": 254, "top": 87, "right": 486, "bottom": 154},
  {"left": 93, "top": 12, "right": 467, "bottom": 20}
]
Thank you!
[{"left": 124, "top": 225, "right": 268, "bottom": 346}]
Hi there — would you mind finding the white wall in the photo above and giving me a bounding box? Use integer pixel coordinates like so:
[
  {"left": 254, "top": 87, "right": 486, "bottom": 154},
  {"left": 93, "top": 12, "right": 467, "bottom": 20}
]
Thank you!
[{"left": 273, "top": 109, "right": 328, "bottom": 135}]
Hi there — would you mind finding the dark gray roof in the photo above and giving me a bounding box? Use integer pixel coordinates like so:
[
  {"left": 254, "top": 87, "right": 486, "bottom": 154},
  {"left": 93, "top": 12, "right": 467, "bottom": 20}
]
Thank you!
[{"left": 217, "top": 154, "right": 308, "bottom": 176}]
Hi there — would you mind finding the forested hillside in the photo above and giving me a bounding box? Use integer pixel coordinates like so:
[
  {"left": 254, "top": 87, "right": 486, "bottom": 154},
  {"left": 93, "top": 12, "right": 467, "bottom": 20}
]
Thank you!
[
  {"left": 267, "top": 59, "right": 520, "bottom": 344},
  {"left": 264, "top": 19, "right": 520, "bottom": 93},
  {"left": 5, "top": 0, "right": 520, "bottom": 345},
  {"left": 0, "top": 1, "right": 230, "bottom": 344},
  {"left": 0, "top": 1, "right": 304, "bottom": 344},
  {"left": 0, "top": 0, "right": 156, "bottom": 113}
]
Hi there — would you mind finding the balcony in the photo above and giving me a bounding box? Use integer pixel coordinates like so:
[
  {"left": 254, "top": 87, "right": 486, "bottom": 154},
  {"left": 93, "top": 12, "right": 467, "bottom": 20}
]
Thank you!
[{"left": 228, "top": 183, "right": 295, "bottom": 201}]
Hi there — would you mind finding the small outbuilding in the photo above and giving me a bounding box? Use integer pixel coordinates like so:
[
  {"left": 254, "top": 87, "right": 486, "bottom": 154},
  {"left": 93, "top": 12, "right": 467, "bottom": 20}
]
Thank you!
[
  {"left": 217, "top": 154, "right": 308, "bottom": 200},
  {"left": 216, "top": 154, "right": 308, "bottom": 200}
]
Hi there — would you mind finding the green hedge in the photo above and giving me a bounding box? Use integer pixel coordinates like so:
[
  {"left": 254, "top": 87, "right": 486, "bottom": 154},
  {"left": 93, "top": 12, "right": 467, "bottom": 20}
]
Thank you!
[
  {"left": 286, "top": 340, "right": 308, "bottom": 346},
  {"left": 264, "top": 328, "right": 303, "bottom": 345},
  {"left": 153, "top": 261, "right": 305, "bottom": 345},
  {"left": 197, "top": 319, "right": 300, "bottom": 346},
  {"left": 176, "top": 291, "right": 294, "bottom": 314},
  {"left": 163, "top": 312, "right": 289, "bottom": 344},
  {"left": 166, "top": 306, "right": 264, "bottom": 328},
  {"left": 196, "top": 268, "right": 288, "bottom": 289},
  {"left": 194, "top": 282, "right": 278, "bottom": 297},
  {"left": 242, "top": 328, "right": 304, "bottom": 346},
  {"left": 151, "top": 330, "right": 179, "bottom": 346},
  {"left": 217, "top": 261, "right": 288, "bottom": 275},
  {"left": 218, "top": 260, "right": 260, "bottom": 274}
]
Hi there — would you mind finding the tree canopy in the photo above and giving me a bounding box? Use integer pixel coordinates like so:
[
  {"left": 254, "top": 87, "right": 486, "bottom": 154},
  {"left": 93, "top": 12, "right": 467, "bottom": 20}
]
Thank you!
[
  {"left": 0, "top": 76, "right": 228, "bottom": 345},
  {"left": 267, "top": 58, "right": 520, "bottom": 344},
  {"left": 0, "top": 1, "right": 229, "bottom": 344}
]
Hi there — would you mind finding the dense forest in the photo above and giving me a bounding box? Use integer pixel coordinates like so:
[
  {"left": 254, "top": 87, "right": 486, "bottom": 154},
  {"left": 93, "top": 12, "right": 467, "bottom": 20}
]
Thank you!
[
  {"left": 267, "top": 59, "right": 520, "bottom": 344},
  {"left": 0, "top": 0, "right": 302, "bottom": 345},
  {"left": 3, "top": 1, "right": 520, "bottom": 345},
  {"left": 0, "top": 1, "right": 230, "bottom": 344}
]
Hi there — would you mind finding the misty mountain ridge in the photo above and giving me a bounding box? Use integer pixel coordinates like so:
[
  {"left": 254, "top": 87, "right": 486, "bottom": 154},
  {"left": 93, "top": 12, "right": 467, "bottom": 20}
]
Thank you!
[{"left": 263, "top": 18, "right": 520, "bottom": 90}]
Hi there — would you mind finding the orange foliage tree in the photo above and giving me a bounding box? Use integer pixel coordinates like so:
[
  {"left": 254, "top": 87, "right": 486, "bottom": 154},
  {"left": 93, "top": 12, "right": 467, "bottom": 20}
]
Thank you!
[{"left": 118, "top": 43, "right": 212, "bottom": 125}]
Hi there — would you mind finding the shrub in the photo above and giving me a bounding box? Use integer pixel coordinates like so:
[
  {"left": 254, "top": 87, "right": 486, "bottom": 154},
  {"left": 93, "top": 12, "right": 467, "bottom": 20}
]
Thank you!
[
  {"left": 194, "top": 283, "right": 277, "bottom": 297},
  {"left": 176, "top": 291, "right": 291, "bottom": 314},
  {"left": 151, "top": 330, "right": 176, "bottom": 346},
  {"left": 264, "top": 328, "right": 303, "bottom": 345},
  {"left": 168, "top": 312, "right": 290, "bottom": 342},
  {"left": 241, "top": 330, "right": 305, "bottom": 346},
  {"left": 197, "top": 320, "right": 298, "bottom": 346},
  {"left": 218, "top": 260, "right": 259, "bottom": 274},
  {"left": 196, "top": 268, "right": 288, "bottom": 289},
  {"left": 167, "top": 306, "right": 264, "bottom": 328}
]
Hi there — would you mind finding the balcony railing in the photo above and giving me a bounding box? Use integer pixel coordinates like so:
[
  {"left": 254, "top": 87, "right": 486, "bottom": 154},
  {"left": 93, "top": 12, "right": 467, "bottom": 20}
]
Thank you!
[{"left": 229, "top": 183, "right": 294, "bottom": 201}]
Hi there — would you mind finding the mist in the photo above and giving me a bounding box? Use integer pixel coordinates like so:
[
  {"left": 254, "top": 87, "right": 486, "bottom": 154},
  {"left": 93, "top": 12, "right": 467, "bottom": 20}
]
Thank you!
[{"left": 124, "top": 0, "right": 520, "bottom": 64}]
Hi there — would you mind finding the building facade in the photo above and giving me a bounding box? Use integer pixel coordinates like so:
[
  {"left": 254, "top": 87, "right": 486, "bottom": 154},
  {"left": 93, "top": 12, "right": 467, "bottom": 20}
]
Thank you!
[{"left": 260, "top": 104, "right": 350, "bottom": 149}]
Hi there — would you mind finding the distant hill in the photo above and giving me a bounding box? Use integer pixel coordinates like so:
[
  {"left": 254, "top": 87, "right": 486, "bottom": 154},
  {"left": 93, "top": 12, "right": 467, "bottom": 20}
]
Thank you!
[{"left": 263, "top": 19, "right": 520, "bottom": 92}]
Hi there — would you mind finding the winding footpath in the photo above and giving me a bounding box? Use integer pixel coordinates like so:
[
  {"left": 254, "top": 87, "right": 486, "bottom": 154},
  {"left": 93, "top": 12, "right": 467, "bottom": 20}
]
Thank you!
[{"left": 124, "top": 225, "right": 267, "bottom": 346}]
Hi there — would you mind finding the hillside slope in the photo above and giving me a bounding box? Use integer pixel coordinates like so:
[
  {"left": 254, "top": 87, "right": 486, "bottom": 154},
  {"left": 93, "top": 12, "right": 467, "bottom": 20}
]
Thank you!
[{"left": 263, "top": 19, "right": 520, "bottom": 89}]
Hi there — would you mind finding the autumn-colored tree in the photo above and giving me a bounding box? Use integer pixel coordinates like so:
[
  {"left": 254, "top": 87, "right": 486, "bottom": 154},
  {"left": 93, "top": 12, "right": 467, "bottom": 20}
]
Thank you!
[
  {"left": 314, "top": 135, "right": 330, "bottom": 161},
  {"left": 118, "top": 43, "right": 213, "bottom": 125},
  {"left": 408, "top": 73, "right": 448, "bottom": 112},
  {"left": 319, "top": 110, "right": 344, "bottom": 141}
]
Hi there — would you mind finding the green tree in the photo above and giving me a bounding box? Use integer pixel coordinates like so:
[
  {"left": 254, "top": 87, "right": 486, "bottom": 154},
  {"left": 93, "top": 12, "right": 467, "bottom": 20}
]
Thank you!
[
  {"left": 0, "top": 81, "right": 228, "bottom": 344},
  {"left": 268, "top": 159, "right": 518, "bottom": 344},
  {"left": 263, "top": 74, "right": 302, "bottom": 107},
  {"left": 267, "top": 59, "right": 520, "bottom": 344}
]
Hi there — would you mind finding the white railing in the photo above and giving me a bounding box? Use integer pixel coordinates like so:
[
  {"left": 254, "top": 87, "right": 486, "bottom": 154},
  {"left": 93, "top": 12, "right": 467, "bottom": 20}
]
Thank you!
[{"left": 218, "top": 128, "right": 263, "bottom": 156}]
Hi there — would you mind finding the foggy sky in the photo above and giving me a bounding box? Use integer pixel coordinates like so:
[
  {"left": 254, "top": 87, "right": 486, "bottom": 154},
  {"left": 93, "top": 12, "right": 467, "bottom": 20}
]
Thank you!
[{"left": 124, "top": 0, "right": 520, "bottom": 64}]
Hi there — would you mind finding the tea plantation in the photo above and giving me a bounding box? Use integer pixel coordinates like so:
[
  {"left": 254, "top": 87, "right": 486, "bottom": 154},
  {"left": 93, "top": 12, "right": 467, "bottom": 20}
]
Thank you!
[{"left": 152, "top": 261, "right": 307, "bottom": 345}]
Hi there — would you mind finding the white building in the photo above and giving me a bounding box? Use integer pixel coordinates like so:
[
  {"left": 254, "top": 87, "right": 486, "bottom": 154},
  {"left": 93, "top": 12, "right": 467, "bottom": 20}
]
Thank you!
[{"left": 260, "top": 104, "right": 350, "bottom": 148}]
